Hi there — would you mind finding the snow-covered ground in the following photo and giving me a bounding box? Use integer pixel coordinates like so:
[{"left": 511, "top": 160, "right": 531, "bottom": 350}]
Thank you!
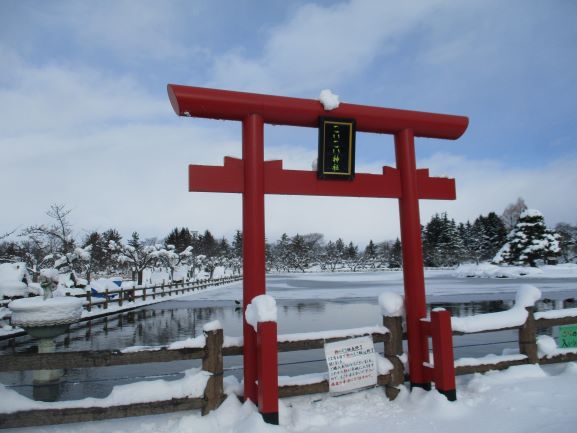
[
  {"left": 178, "top": 265, "right": 577, "bottom": 302},
  {"left": 4, "top": 363, "right": 577, "bottom": 433},
  {"left": 2, "top": 265, "right": 577, "bottom": 432}
]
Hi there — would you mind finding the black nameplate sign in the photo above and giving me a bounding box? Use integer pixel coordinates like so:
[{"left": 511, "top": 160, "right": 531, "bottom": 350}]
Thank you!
[{"left": 317, "top": 117, "right": 356, "bottom": 180}]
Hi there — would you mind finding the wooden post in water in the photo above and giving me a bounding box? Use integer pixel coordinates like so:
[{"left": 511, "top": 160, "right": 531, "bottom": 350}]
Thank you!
[{"left": 202, "top": 327, "right": 224, "bottom": 415}]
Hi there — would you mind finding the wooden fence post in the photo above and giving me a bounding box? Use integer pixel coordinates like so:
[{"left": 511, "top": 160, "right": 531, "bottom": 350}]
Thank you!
[
  {"left": 161, "top": 282, "right": 165, "bottom": 297},
  {"left": 152, "top": 286, "right": 156, "bottom": 300},
  {"left": 202, "top": 326, "right": 224, "bottom": 415},
  {"left": 104, "top": 289, "right": 109, "bottom": 310},
  {"left": 86, "top": 289, "right": 92, "bottom": 312},
  {"left": 119, "top": 289, "right": 123, "bottom": 307},
  {"left": 383, "top": 315, "right": 404, "bottom": 400},
  {"left": 519, "top": 307, "right": 538, "bottom": 363}
]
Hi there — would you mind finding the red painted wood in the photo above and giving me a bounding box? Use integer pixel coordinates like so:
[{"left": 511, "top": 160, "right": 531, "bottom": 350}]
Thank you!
[
  {"left": 257, "top": 321, "right": 279, "bottom": 417},
  {"left": 168, "top": 84, "right": 468, "bottom": 139},
  {"left": 188, "top": 157, "right": 243, "bottom": 193},
  {"left": 189, "top": 158, "right": 455, "bottom": 200},
  {"left": 241, "top": 114, "right": 266, "bottom": 404},
  {"left": 170, "top": 84, "right": 468, "bottom": 409},
  {"left": 430, "top": 310, "right": 456, "bottom": 394},
  {"left": 395, "top": 129, "right": 430, "bottom": 389}
]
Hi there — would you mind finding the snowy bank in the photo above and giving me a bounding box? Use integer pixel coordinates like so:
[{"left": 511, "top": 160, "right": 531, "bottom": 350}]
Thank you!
[
  {"left": 8, "top": 363, "right": 577, "bottom": 433},
  {"left": 0, "top": 367, "right": 210, "bottom": 414}
]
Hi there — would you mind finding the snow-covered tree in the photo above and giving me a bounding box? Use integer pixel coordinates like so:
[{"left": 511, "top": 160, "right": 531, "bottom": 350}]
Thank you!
[
  {"left": 21, "top": 204, "right": 86, "bottom": 285},
  {"left": 113, "top": 232, "right": 164, "bottom": 285},
  {"left": 388, "top": 238, "right": 403, "bottom": 268},
  {"left": 160, "top": 245, "right": 193, "bottom": 281},
  {"left": 423, "top": 213, "right": 464, "bottom": 267},
  {"left": 555, "top": 223, "right": 577, "bottom": 263},
  {"left": 287, "top": 234, "right": 312, "bottom": 272},
  {"left": 493, "top": 209, "right": 560, "bottom": 267}
]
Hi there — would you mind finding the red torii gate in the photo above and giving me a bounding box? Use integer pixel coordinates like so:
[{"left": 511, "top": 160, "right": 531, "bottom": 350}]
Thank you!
[{"left": 167, "top": 84, "right": 468, "bottom": 421}]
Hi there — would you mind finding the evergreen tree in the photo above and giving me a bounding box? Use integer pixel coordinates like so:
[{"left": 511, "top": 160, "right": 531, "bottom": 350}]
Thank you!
[
  {"left": 288, "top": 234, "right": 311, "bottom": 272},
  {"left": 555, "top": 223, "right": 577, "bottom": 263},
  {"left": 480, "top": 212, "right": 508, "bottom": 261},
  {"left": 388, "top": 238, "right": 403, "bottom": 268},
  {"left": 232, "top": 230, "right": 243, "bottom": 258},
  {"left": 198, "top": 230, "right": 218, "bottom": 257},
  {"left": 364, "top": 240, "right": 378, "bottom": 269},
  {"left": 493, "top": 209, "right": 560, "bottom": 267},
  {"left": 165, "top": 227, "right": 194, "bottom": 253},
  {"left": 345, "top": 242, "right": 358, "bottom": 260}
]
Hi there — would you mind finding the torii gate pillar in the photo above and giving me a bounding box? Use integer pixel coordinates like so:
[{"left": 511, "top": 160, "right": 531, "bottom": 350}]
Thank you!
[
  {"left": 241, "top": 113, "right": 266, "bottom": 402},
  {"left": 395, "top": 128, "right": 429, "bottom": 387}
]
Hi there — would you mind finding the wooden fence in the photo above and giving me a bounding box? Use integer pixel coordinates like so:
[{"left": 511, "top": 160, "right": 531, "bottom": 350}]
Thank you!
[
  {"left": 74, "top": 275, "right": 242, "bottom": 312},
  {"left": 1, "top": 303, "right": 577, "bottom": 429},
  {"left": 452, "top": 306, "right": 577, "bottom": 375},
  {"left": 0, "top": 324, "right": 401, "bottom": 429}
]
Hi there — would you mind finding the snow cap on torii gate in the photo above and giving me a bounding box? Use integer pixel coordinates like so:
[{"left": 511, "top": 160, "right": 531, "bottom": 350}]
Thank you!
[{"left": 167, "top": 84, "right": 468, "bottom": 421}]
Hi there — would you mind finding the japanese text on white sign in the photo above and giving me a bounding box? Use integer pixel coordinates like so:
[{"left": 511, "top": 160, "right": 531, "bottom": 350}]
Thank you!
[{"left": 324, "top": 336, "right": 377, "bottom": 394}]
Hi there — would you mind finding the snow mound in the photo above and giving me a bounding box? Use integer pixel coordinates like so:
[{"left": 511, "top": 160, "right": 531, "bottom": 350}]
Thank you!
[
  {"left": 520, "top": 208, "right": 543, "bottom": 218},
  {"left": 203, "top": 320, "right": 222, "bottom": 332},
  {"left": 453, "top": 262, "right": 544, "bottom": 278},
  {"left": 90, "top": 278, "right": 122, "bottom": 293},
  {"left": 378, "top": 291, "right": 404, "bottom": 317},
  {"left": 245, "top": 295, "right": 277, "bottom": 331},
  {"left": 0, "top": 263, "right": 38, "bottom": 298},
  {"left": 451, "top": 285, "right": 540, "bottom": 333},
  {"left": 515, "top": 284, "right": 541, "bottom": 308},
  {"left": 537, "top": 335, "right": 557, "bottom": 357},
  {"left": 319, "top": 89, "right": 340, "bottom": 110},
  {"left": 8, "top": 297, "right": 83, "bottom": 327}
]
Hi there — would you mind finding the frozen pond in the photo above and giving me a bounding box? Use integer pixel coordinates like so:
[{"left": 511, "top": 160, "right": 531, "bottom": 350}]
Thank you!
[{"left": 1, "top": 270, "right": 576, "bottom": 402}]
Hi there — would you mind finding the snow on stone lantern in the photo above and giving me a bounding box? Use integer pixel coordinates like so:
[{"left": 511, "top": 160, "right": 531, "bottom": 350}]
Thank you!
[{"left": 8, "top": 275, "right": 83, "bottom": 401}]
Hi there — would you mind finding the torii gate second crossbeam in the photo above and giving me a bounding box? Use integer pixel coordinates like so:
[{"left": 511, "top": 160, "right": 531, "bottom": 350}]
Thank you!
[{"left": 167, "top": 84, "right": 468, "bottom": 423}]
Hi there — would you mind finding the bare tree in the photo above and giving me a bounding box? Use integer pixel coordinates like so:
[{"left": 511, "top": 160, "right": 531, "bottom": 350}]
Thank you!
[
  {"left": 0, "top": 228, "right": 17, "bottom": 241},
  {"left": 501, "top": 197, "right": 528, "bottom": 232},
  {"left": 20, "top": 204, "right": 86, "bottom": 284}
]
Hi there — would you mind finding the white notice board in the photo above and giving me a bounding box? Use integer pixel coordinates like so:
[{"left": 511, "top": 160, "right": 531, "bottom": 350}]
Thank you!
[{"left": 324, "top": 336, "right": 378, "bottom": 394}]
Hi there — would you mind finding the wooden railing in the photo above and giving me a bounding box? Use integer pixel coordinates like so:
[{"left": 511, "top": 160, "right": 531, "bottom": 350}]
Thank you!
[
  {"left": 0, "top": 321, "right": 403, "bottom": 429},
  {"left": 74, "top": 275, "right": 242, "bottom": 312},
  {"left": 451, "top": 306, "right": 577, "bottom": 375}
]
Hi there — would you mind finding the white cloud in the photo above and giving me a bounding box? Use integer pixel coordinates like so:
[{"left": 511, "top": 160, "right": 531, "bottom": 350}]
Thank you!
[
  {"left": 47, "top": 0, "right": 198, "bottom": 61},
  {"left": 419, "top": 153, "right": 577, "bottom": 229},
  {"left": 0, "top": 52, "right": 166, "bottom": 137},
  {"left": 209, "top": 0, "right": 446, "bottom": 94}
]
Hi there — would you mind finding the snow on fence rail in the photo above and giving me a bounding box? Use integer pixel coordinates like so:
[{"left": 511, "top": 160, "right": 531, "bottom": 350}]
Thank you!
[
  {"left": 450, "top": 286, "right": 577, "bottom": 375},
  {"left": 0, "top": 321, "right": 401, "bottom": 429},
  {"left": 76, "top": 275, "right": 242, "bottom": 313}
]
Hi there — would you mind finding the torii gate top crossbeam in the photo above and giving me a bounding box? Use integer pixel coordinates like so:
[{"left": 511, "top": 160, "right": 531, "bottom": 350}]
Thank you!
[{"left": 168, "top": 84, "right": 468, "bottom": 139}]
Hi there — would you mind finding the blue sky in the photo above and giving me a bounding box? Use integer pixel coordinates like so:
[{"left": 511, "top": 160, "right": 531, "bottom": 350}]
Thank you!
[{"left": 1, "top": 0, "right": 576, "bottom": 245}]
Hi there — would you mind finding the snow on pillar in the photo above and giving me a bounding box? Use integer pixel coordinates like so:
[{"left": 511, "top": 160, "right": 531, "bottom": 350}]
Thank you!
[{"left": 246, "top": 294, "right": 279, "bottom": 425}]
